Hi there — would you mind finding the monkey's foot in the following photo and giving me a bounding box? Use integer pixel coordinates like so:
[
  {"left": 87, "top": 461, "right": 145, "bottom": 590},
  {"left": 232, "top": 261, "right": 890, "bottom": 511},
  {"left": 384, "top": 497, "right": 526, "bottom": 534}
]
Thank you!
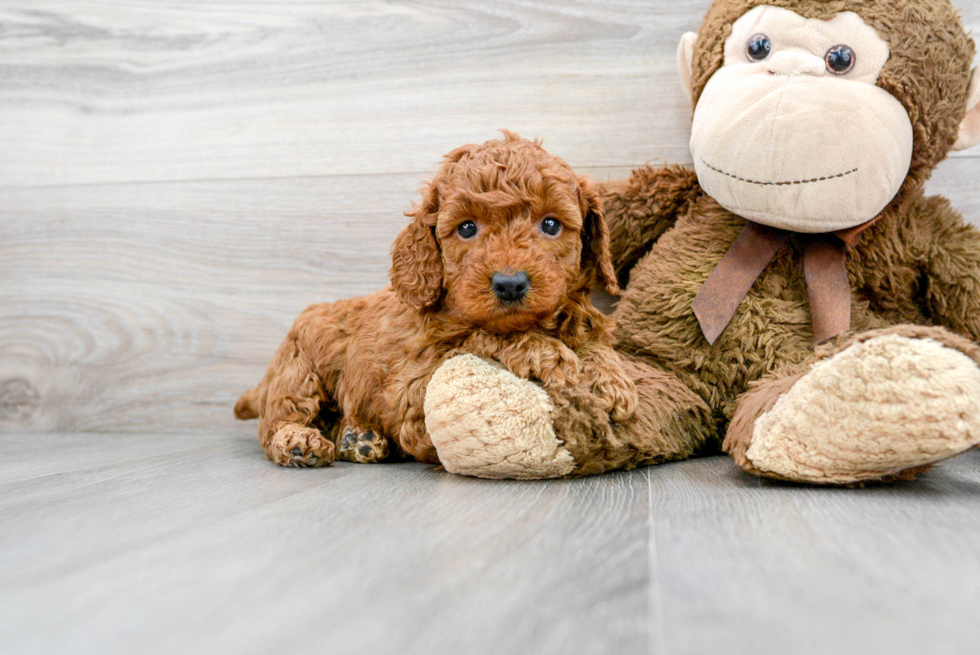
[
  {"left": 745, "top": 334, "right": 980, "bottom": 484},
  {"left": 424, "top": 354, "right": 575, "bottom": 479}
]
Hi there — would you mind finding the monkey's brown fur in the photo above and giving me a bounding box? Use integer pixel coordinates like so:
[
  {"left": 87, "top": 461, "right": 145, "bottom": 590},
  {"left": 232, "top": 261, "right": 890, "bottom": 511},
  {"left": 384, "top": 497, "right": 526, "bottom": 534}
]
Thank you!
[
  {"left": 235, "top": 133, "right": 636, "bottom": 467},
  {"left": 588, "top": 0, "right": 980, "bottom": 481}
]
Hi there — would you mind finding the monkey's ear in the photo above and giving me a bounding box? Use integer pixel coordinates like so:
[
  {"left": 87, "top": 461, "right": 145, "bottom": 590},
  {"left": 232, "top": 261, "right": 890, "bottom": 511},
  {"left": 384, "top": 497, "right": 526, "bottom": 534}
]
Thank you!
[
  {"left": 953, "top": 68, "right": 980, "bottom": 151},
  {"left": 389, "top": 180, "right": 444, "bottom": 310},
  {"left": 677, "top": 32, "right": 698, "bottom": 101},
  {"left": 578, "top": 176, "right": 619, "bottom": 296}
]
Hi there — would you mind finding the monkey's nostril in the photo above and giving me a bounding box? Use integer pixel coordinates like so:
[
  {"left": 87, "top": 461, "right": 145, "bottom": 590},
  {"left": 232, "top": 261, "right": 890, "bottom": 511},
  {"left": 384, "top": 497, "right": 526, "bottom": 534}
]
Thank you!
[{"left": 491, "top": 271, "right": 530, "bottom": 303}]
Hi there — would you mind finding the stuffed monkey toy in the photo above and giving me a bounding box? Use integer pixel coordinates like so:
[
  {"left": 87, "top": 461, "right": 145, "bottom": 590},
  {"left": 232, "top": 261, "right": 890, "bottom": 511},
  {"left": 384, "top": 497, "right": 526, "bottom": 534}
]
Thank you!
[{"left": 423, "top": 0, "right": 980, "bottom": 483}]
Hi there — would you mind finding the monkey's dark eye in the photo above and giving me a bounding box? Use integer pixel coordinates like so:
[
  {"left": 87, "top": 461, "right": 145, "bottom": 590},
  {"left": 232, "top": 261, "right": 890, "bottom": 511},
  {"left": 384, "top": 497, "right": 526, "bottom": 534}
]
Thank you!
[
  {"left": 457, "top": 221, "right": 478, "bottom": 239},
  {"left": 540, "top": 217, "right": 562, "bottom": 236},
  {"left": 825, "top": 45, "right": 855, "bottom": 75},
  {"left": 746, "top": 34, "right": 772, "bottom": 61}
]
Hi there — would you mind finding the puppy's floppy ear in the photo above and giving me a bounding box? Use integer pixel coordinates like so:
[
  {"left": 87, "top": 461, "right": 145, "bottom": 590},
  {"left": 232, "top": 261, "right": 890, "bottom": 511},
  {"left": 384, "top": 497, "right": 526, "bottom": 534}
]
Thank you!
[
  {"left": 577, "top": 175, "right": 619, "bottom": 295},
  {"left": 390, "top": 144, "right": 475, "bottom": 309},
  {"left": 390, "top": 179, "right": 444, "bottom": 310}
]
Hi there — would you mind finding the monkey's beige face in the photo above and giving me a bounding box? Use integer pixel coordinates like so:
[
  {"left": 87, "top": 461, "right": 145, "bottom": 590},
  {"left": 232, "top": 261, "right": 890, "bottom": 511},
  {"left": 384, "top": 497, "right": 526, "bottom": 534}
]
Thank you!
[{"left": 689, "top": 6, "right": 914, "bottom": 233}]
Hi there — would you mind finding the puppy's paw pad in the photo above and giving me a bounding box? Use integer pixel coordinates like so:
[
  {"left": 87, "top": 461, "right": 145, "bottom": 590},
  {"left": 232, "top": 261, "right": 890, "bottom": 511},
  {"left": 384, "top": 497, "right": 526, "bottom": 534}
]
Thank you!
[
  {"left": 268, "top": 425, "right": 334, "bottom": 468},
  {"left": 337, "top": 426, "right": 390, "bottom": 463}
]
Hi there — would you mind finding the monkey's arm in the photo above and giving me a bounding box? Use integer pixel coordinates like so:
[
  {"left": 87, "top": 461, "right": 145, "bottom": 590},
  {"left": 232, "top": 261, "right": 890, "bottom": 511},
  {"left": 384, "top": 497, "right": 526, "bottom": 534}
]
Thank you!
[
  {"left": 598, "top": 165, "right": 701, "bottom": 281},
  {"left": 919, "top": 197, "right": 980, "bottom": 341}
]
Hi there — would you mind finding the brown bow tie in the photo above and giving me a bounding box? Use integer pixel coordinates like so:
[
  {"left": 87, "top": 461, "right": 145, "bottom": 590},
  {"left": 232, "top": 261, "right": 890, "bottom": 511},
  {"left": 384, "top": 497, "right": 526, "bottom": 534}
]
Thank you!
[{"left": 692, "top": 221, "right": 868, "bottom": 346}]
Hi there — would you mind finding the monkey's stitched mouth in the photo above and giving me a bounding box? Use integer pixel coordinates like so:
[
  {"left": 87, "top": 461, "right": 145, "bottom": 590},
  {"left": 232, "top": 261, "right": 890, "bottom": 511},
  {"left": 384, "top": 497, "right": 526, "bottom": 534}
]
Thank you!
[{"left": 701, "top": 159, "right": 858, "bottom": 186}]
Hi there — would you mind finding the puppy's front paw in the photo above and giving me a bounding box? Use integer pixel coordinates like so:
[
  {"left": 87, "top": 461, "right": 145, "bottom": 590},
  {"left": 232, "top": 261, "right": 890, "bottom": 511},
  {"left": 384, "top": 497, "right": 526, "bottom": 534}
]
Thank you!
[
  {"left": 543, "top": 343, "right": 582, "bottom": 388},
  {"left": 517, "top": 341, "right": 580, "bottom": 389},
  {"left": 267, "top": 425, "right": 335, "bottom": 468}
]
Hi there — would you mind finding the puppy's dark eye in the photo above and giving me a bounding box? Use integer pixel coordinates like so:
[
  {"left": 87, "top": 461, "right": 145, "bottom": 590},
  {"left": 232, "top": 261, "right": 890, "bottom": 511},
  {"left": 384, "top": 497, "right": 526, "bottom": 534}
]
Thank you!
[
  {"left": 825, "top": 45, "right": 855, "bottom": 75},
  {"left": 746, "top": 34, "right": 772, "bottom": 61},
  {"left": 457, "top": 221, "right": 477, "bottom": 239},
  {"left": 540, "top": 217, "right": 562, "bottom": 237}
]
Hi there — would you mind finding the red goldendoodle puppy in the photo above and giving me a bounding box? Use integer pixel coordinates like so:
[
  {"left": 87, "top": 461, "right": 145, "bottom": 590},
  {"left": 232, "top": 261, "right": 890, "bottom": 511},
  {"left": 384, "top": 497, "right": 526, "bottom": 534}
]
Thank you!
[{"left": 235, "top": 132, "right": 636, "bottom": 467}]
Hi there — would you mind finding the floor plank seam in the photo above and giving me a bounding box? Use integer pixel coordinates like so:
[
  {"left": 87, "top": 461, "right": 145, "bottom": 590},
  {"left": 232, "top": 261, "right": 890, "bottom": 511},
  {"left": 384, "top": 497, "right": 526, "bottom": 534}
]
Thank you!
[{"left": 647, "top": 468, "right": 666, "bottom": 655}]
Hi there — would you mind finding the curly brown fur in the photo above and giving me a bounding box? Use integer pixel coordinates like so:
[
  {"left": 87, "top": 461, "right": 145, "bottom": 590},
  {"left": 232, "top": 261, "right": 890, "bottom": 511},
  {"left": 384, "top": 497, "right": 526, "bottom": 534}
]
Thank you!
[{"left": 236, "top": 132, "right": 635, "bottom": 467}]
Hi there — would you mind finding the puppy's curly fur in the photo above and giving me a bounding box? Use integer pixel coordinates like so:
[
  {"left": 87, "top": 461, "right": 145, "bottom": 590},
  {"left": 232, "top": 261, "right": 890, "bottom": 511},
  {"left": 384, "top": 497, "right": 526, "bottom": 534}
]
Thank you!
[{"left": 235, "top": 132, "right": 636, "bottom": 468}]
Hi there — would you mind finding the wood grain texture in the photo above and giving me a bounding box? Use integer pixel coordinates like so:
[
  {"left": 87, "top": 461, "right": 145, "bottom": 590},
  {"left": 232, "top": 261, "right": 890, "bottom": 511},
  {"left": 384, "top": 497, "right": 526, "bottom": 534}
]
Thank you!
[
  {"left": 650, "top": 454, "right": 980, "bottom": 654},
  {"left": 0, "top": 0, "right": 978, "bottom": 435},
  {"left": 1, "top": 433, "right": 978, "bottom": 655},
  {"left": 0, "top": 432, "right": 652, "bottom": 655},
  {"left": 0, "top": 0, "right": 700, "bottom": 187},
  {"left": 0, "top": 1, "right": 975, "bottom": 188},
  {"left": 1, "top": 174, "right": 411, "bottom": 432}
]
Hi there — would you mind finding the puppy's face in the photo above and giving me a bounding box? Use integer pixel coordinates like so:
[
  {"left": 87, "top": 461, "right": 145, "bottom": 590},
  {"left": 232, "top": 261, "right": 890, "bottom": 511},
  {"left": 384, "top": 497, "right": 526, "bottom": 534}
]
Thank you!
[
  {"left": 389, "top": 133, "right": 618, "bottom": 332},
  {"left": 437, "top": 175, "right": 585, "bottom": 332}
]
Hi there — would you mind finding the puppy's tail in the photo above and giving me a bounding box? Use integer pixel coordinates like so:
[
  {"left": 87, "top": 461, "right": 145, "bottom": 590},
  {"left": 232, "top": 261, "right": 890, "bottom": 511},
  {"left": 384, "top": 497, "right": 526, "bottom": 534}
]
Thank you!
[{"left": 234, "top": 386, "right": 262, "bottom": 420}]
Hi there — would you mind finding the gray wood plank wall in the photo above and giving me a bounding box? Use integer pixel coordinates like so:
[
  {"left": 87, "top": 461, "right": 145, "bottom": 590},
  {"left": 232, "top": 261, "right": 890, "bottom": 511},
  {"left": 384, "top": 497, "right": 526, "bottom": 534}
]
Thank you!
[{"left": 2, "top": 1, "right": 978, "bottom": 434}]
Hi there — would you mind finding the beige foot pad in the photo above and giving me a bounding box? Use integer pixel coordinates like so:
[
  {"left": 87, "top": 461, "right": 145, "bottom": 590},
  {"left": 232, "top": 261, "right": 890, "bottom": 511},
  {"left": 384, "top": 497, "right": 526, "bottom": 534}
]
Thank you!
[
  {"left": 424, "top": 354, "right": 575, "bottom": 479},
  {"left": 747, "top": 335, "right": 980, "bottom": 484}
]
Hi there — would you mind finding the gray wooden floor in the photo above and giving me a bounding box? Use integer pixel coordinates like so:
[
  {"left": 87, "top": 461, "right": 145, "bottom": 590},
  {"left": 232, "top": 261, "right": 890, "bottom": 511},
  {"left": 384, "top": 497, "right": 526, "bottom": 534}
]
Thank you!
[
  {"left": 2, "top": 433, "right": 979, "bottom": 655},
  {"left": 2, "top": 2, "right": 980, "bottom": 653}
]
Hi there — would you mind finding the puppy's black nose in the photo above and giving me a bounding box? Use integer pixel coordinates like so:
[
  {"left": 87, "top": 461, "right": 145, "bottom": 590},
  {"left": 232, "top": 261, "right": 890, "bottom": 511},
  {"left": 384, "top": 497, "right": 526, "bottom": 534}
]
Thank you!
[{"left": 491, "top": 271, "right": 530, "bottom": 303}]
